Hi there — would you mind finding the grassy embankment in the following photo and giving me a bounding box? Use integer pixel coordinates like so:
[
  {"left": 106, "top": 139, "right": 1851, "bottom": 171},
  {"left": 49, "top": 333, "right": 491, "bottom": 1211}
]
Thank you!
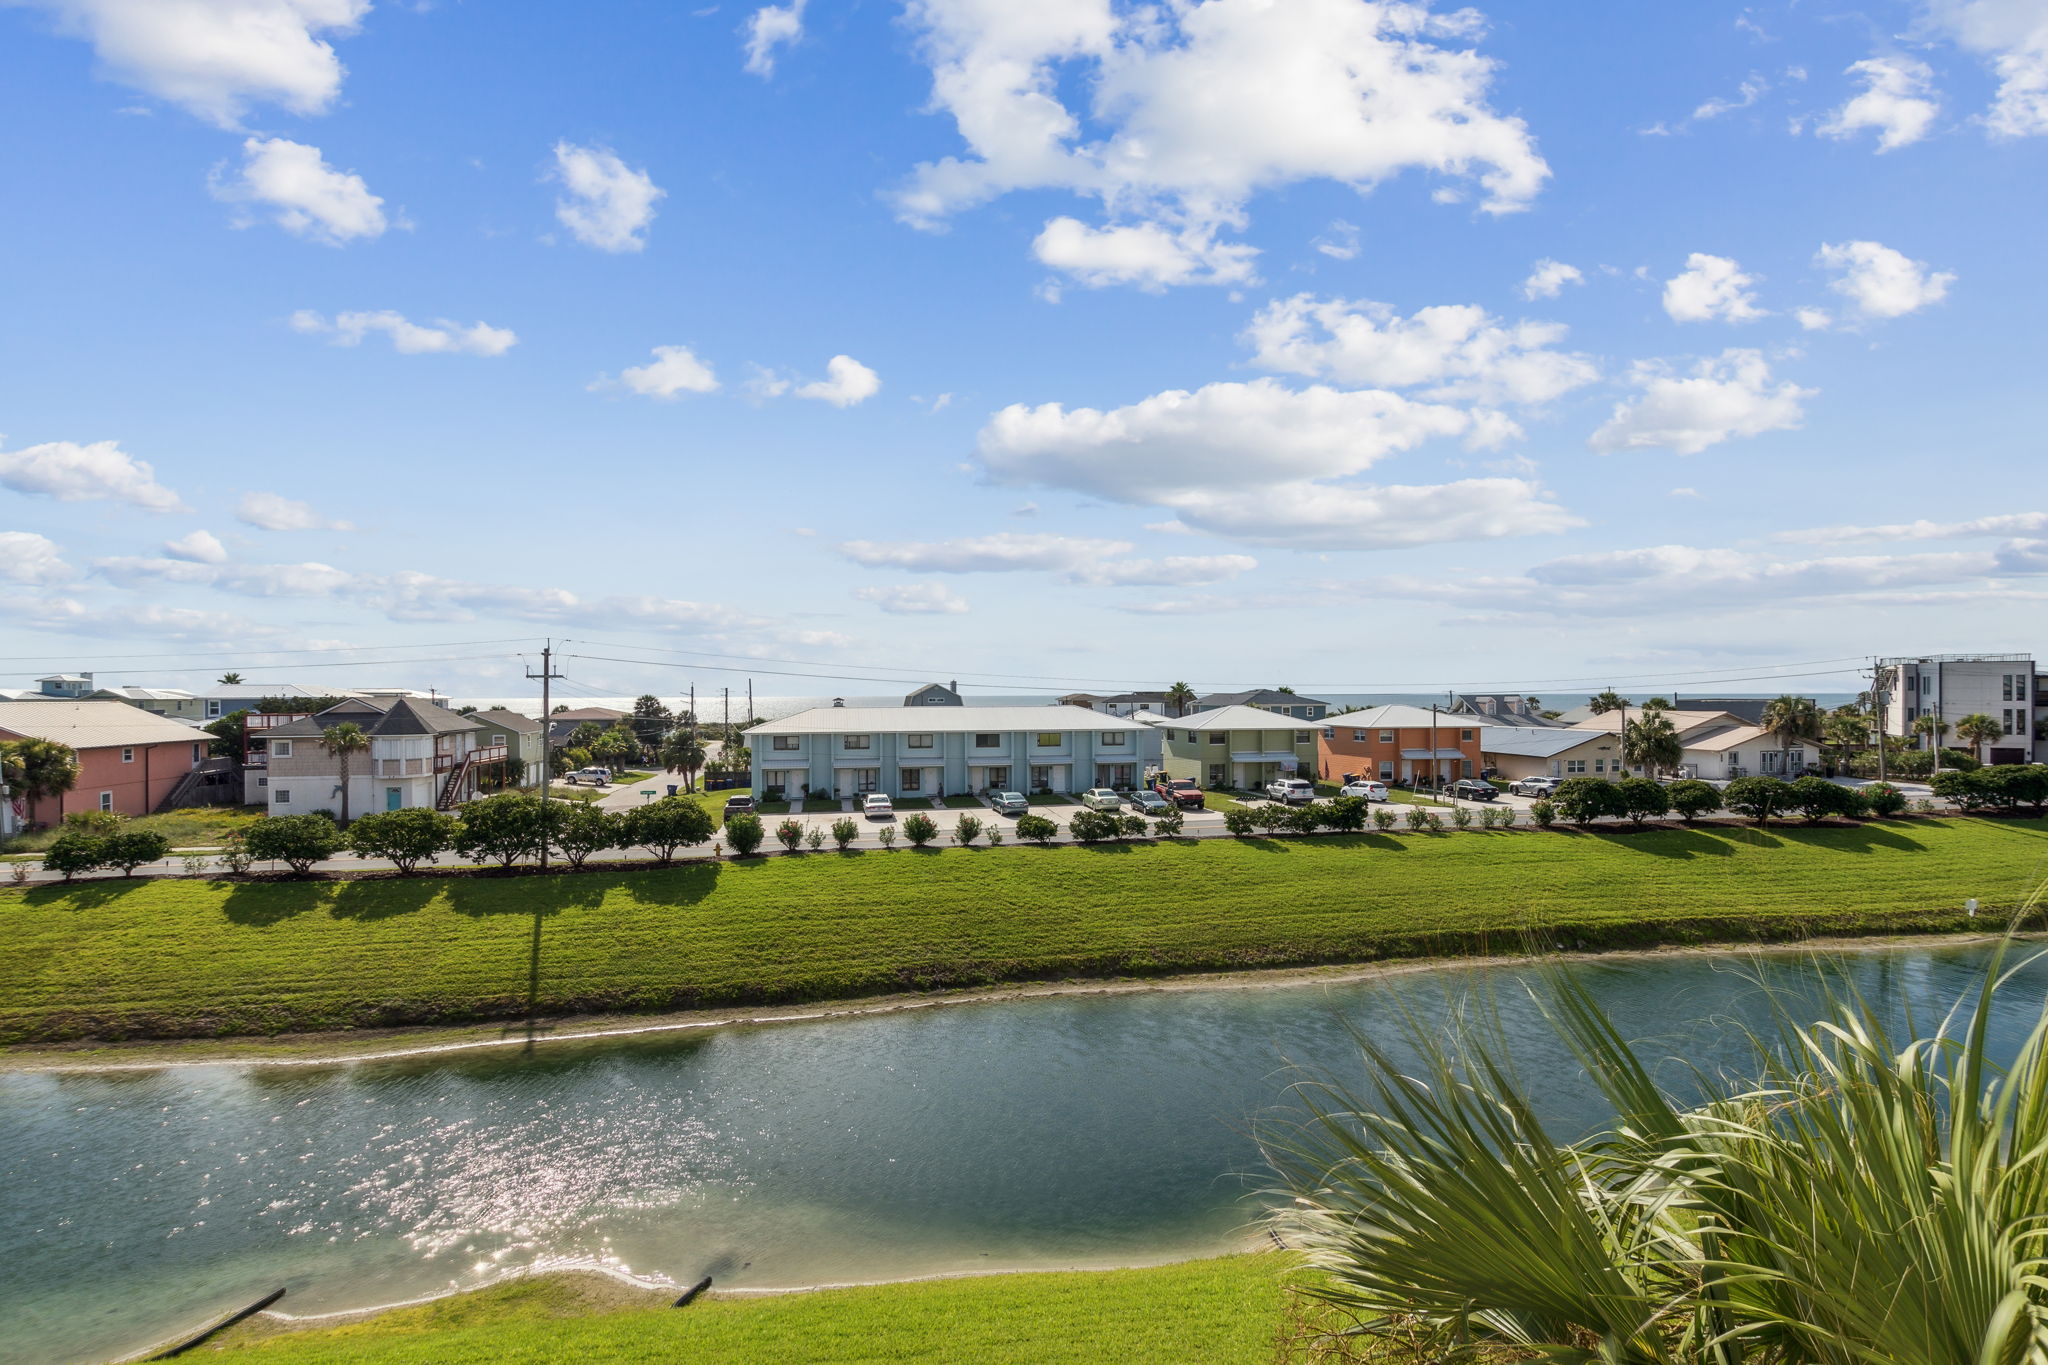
[
  {"left": 4, "top": 817, "right": 2043, "bottom": 1046},
  {"left": 0, "top": 804, "right": 266, "bottom": 854},
  {"left": 205, "top": 1255, "right": 1295, "bottom": 1364}
]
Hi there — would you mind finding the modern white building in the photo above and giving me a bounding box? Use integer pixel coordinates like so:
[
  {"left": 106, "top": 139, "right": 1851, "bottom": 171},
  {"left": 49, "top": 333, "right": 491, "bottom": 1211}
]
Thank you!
[
  {"left": 1877, "top": 654, "right": 2037, "bottom": 764},
  {"left": 745, "top": 705, "right": 1153, "bottom": 799}
]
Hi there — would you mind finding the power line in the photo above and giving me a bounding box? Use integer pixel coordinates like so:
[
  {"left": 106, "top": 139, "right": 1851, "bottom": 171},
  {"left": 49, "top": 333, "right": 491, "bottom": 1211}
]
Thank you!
[
  {"left": 0, "top": 637, "right": 533, "bottom": 667},
  {"left": 0, "top": 651, "right": 519, "bottom": 680}
]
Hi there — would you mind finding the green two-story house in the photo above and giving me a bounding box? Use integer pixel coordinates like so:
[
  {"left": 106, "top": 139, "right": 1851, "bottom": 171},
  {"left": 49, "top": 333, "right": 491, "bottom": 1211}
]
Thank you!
[{"left": 1157, "top": 705, "right": 1321, "bottom": 791}]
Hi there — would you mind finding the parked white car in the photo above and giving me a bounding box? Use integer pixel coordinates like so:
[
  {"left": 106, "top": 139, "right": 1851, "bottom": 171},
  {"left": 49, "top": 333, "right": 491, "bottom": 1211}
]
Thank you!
[
  {"left": 1265, "top": 778, "right": 1316, "bottom": 805},
  {"left": 862, "top": 793, "right": 894, "bottom": 819},
  {"left": 1508, "top": 776, "right": 1561, "bottom": 797},
  {"left": 1339, "top": 780, "right": 1390, "bottom": 802},
  {"left": 565, "top": 767, "right": 612, "bottom": 786},
  {"left": 1080, "top": 788, "right": 1123, "bottom": 812}
]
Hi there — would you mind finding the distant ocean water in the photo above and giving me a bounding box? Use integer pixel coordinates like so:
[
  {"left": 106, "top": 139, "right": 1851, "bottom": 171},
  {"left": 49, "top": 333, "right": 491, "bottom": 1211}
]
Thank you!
[{"left": 450, "top": 690, "right": 1860, "bottom": 724}]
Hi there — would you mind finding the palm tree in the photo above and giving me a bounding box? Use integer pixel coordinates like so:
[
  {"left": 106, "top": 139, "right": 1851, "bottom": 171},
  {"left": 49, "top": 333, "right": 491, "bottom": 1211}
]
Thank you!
[
  {"left": 1760, "top": 693, "right": 1821, "bottom": 776},
  {"left": 319, "top": 722, "right": 370, "bottom": 826},
  {"left": 217, "top": 671, "right": 243, "bottom": 685},
  {"left": 1955, "top": 712, "right": 2003, "bottom": 766},
  {"left": 1269, "top": 940, "right": 2048, "bottom": 1363},
  {"left": 1586, "top": 689, "right": 1630, "bottom": 774},
  {"left": 1913, "top": 712, "right": 1952, "bottom": 772},
  {"left": 1823, "top": 706, "right": 1870, "bottom": 773},
  {"left": 1164, "top": 681, "right": 1197, "bottom": 717},
  {"left": 1623, "top": 709, "right": 1682, "bottom": 780},
  {"left": 1, "top": 737, "right": 81, "bottom": 824},
  {"left": 660, "top": 728, "right": 707, "bottom": 790}
]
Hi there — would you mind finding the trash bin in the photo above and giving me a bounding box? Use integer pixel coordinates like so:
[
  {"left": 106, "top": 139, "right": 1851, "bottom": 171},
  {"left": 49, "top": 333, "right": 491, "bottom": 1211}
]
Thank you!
[{"left": 667, "top": 785, "right": 679, "bottom": 797}]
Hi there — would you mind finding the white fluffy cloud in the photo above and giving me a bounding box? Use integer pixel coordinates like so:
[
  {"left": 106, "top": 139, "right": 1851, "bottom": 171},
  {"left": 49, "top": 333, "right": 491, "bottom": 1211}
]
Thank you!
[
  {"left": 1521, "top": 258, "right": 1583, "bottom": 300},
  {"left": 853, "top": 582, "right": 970, "bottom": 615},
  {"left": 742, "top": 0, "right": 806, "bottom": 76},
  {"left": 1918, "top": 0, "right": 2048, "bottom": 137},
  {"left": 974, "top": 378, "right": 1572, "bottom": 550},
  {"left": 898, "top": 0, "right": 1548, "bottom": 287},
  {"left": 1816, "top": 240, "right": 1956, "bottom": 319},
  {"left": 0, "top": 531, "right": 72, "bottom": 584},
  {"left": 1589, "top": 350, "right": 1814, "bottom": 456},
  {"left": 235, "top": 490, "right": 353, "bottom": 531},
  {"left": 0, "top": 437, "right": 185, "bottom": 511},
  {"left": 839, "top": 532, "right": 1134, "bottom": 573},
  {"left": 212, "top": 136, "right": 388, "bottom": 244},
  {"left": 1661, "top": 253, "right": 1766, "bottom": 323},
  {"left": 290, "top": 309, "right": 518, "bottom": 356},
  {"left": 1243, "top": 295, "right": 1598, "bottom": 405},
  {"left": 1069, "top": 554, "right": 1258, "bottom": 586},
  {"left": 551, "top": 142, "right": 664, "bottom": 253},
  {"left": 1031, "top": 217, "right": 1258, "bottom": 289},
  {"left": 1818, "top": 57, "right": 1941, "bottom": 151},
  {"left": 13, "top": 0, "right": 368, "bottom": 127},
  {"left": 162, "top": 529, "right": 228, "bottom": 564},
  {"left": 795, "top": 354, "right": 881, "bottom": 407},
  {"left": 1775, "top": 510, "right": 2048, "bottom": 545},
  {"left": 595, "top": 345, "right": 721, "bottom": 399}
]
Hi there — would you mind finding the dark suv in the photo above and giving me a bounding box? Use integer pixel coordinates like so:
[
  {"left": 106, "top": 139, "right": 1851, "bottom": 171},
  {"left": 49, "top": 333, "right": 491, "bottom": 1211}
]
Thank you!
[{"left": 722, "top": 794, "right": 756, "bottom": 817}]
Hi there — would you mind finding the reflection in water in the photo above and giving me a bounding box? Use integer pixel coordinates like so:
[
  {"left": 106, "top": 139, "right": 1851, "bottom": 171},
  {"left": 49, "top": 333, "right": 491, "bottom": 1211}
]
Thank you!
[{"left": 1, "top": 940, "right": 2038, "bottom": 1365}]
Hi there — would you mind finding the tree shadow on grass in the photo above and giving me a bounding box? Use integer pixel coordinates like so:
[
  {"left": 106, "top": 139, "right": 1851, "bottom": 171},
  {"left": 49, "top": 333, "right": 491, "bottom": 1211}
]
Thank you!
[
  {"left": 222, "top": 878, "right": 337, "bottom": 925},
  {"left": 329, "top": 876, "right": 441, "bottom": 921},
  {"left": 1586, "top": 828, "right": 1746, "bottom": 860},
  {"left": 20, "top": 878, "right": 153, "bottom": 911},
  {"left": 1771, "top": 820, "right": 1926, "bottom": 853}
]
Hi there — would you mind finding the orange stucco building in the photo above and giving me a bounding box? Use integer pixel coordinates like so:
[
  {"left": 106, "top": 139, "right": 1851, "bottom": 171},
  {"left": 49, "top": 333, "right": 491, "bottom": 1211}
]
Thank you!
[{"left": 1317, "top": 704, "right": 1489, "bottom": 785}]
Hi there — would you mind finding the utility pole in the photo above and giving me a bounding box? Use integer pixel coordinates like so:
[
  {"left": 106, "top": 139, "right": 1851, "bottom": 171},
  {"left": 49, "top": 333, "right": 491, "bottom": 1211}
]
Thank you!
[
  {"left": 1871, "top": 658, "right": 1888, "bottom": 784},
  {"left": 722, "top": 687, "right": 730, "bottom": 734},
  {"left": 527, "top": 640, "right": 564, "bottom": 871},
  {"left": 1429, "top": 703, "right": 1440, "bottom": 794},
  {"left": 747, "top": 679, "right": 753, "bottom": 725}
]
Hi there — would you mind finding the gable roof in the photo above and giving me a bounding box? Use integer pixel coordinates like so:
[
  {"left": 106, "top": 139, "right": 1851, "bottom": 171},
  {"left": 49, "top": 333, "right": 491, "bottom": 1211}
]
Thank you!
[
  {"left": 1569, "top": 709, "right": 1744, "bottom": 742},
  {"left": 1684, "top": 724, "right": 1774, "bottom": 754},
  {"left": 469, "top": 708, "right": 541, "bottom": 734},
  {"left": 1172, "top": 704, "right": 1319, "bottom": 733},
  {"left": 904, "top": 682, "right": 964, "bottom": 705},
  {"left": 1196, "top": 689, "right": 1329, "bottom": 708},
  {"left": 547, "top": 706, "right": 628, "bottom": 723},
  {"left": 1480, "top": 727, "right": 1617, "bottom": 758},
  {"left": 370, "top": 696, "right": 482, "bottom": 736},
  {"left": 0, "top": 699, "right": 208, "bottom": 749}
]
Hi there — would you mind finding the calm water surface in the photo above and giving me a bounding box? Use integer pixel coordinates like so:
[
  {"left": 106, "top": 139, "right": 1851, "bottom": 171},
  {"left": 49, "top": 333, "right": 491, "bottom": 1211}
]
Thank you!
[{"left": 2, "top": 940, "right": 2036, "bottom": 1364}]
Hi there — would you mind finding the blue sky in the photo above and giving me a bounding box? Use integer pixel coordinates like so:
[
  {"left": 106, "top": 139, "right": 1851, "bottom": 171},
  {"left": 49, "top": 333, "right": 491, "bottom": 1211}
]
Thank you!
[{"left": 1, "top": 0, "right": 2042, "bottom": 702}]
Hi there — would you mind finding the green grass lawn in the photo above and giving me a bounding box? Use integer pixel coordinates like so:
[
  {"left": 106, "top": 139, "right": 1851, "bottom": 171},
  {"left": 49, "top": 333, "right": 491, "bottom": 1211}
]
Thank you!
[
  {"left": 1201, "top": 790, "right": 1251, "bottom": 812},
  {"left": 1387, "top": 788, "right": 1450, "bottom": 808},
  {"left": 209, "top": 1255, "right": 1295, "bottom": 1364},
  {"left": 802, "top": 796, "right": 843, "bottom": 813},
  {"left": 1027, "top": 792, "right": 1074, "bottom": 806},
  {"left": 0, "top": 804, "right": 265, "bottom": 854},
  {"left": 892, "top": 797, "right": 933, "bottom": 810},
  {"left": 4, "top": 817, "right": 2043, "bottom": 1046},
  {"left": 940, "top": 794, "right": 985, "bottom": 809}
]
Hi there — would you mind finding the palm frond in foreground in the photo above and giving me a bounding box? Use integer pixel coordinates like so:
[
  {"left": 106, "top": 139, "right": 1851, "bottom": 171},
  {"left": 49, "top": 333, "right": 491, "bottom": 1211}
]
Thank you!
[{"left": 1267, "top": 933, "right": 2048, "bottom": 1364}]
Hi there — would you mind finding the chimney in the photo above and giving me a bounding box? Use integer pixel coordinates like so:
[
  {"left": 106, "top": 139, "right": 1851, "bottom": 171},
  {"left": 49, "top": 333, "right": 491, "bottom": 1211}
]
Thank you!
[{"left": 949, "top": 680, "right": 958, "bottom": 693}]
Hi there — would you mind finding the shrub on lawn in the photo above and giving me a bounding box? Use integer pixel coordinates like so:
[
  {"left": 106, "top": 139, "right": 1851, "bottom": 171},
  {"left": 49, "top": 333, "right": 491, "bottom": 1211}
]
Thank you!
[
  {"left": 100, "top": 830, "right": 172, "bottom": 876},
  {"left": 61, "top": 810, "right": 126, "bottom": 837},
  {"left": 1861, "top": 782, "right": 1908, "bottom": 817},
  {"left": 830, "top": 817, "right": 859, "bottom": 850},
  {"left": 1722, "top": 776, "right": 1789, "bottom": 826},
  {"left": 902, "top": 813, "right": 939, "bottom": 847},
  {"left": 1665, "top": 780, "right": 1722, "bottom": 823},
  {"left": 1223, "top": 807, "right": 1257, "bottom": 837},
  {"left": 1067, "top": 810, "right": 1119, "bottom": 843},
  {"left": 1014, "top": 813, "right": 1058, "bottom": 845},
  {"left": 1117, "top": 813, "right": 1149, "bottom": 841},
  {"left": 1451, "top": 806, "right": 1473, "bottom": 829},
  {"left": 346, "top": 808, "right": 461, "bottom": 874},
  {"left": 952, "top": 814, "right": 985, "bottom": 846},
  {"left": 1153, "top": 808, "right": 1185, "bottom": 838},
  {"left": 1613, "top": 777, "right": 1671, "bottom": 828},
  {"left": 724, "top": 812, "right": 766, "bottom": 856},
  {"left": 1786, "top": 776, "right": 1855, "bottom": 823},
  {"left": 1497, "top": 806, "right": 1517, "bottom": 828},
  {"left": 877, "top": 824, "right": 898, "bottom": 850},
  {"left": 1987, "top": 765, "right": 2048, "bottom": 816},
  {"left": 1530, "top": 800, "right": 1556, "bottom": 829},
  {"left": 1325, "top": 796, "right": 1367, "bottom": 833},
  {"left": 1553, "top": 778, "right": 1624, "bottom": 827},
  {"left": 552, "top": 803, "right": 624, "bottom": 869},
  {"left": 622, "top": 797, "right": 715, "bottom": 865},
  {"left": 41, "top": 832, "right": 104, "bottom": 881},
  {"left": 457, "top": 793, "right": 546, "bottom": 868},
  {"left": 805, "top": 826, "right": 826, "bottom": 851},
  {"left": 1930, "top": 769, "right": 1992, "bottom": 811},
  {"left": 775, "top": 817, "right": 805, "bottom": 852},
  {"left": 1405, "top": 805, "right": 1430, "bottom": 831},
  {"left": 218, "top": 833, "right": 254, "bottom": 876},
  {"left": 1372, "top": 808, "right": 1397, "bottom": 831},
  {"left": 245, "top": 812, "right": 344, "bottom": 875},
  {"left": 1425, "top": 811, "right": 1445, "bottom": 832}
]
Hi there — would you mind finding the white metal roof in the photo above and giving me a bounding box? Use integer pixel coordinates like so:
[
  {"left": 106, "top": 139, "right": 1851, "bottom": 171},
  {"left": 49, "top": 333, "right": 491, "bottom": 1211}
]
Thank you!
[
  {"left": 747, "top": 705, "right": 1150, "bottom": 735},
  {"left": 0, "top": 700, "right": 210, "bottom": 749},
  {"left": 1481, "top": 728, "right": 1614, "bottom": 758},
  {"left": 1325, "top": 704, "right": 1501, "bottom": 730},
  {"left": 1684, "top": 724, "right": 1772, "bottom": 754},
  {"left": 1170, "top": 705, "right": 1320, "bottom": 733}
]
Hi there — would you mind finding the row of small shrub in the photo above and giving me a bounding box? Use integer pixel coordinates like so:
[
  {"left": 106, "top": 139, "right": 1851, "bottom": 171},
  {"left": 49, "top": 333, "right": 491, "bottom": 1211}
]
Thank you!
[
  {"left": 1521, "top": 776, "right": 1910, "bottom": 830},
  {"left": 1929, "top": 765, "right": 2048, "bottom": 815}
]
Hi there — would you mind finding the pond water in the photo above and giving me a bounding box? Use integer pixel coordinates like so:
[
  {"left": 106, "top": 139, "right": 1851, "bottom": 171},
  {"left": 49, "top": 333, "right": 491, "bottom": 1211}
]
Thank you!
[{"left": 3, "top": 939, "right": 2039, "bottom": 1364}]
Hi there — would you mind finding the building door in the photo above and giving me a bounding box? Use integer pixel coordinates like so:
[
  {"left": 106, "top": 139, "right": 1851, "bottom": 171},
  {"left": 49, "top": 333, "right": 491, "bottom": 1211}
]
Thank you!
[{"left": 386, "top": 787, "right": 403, "bottom": 810}]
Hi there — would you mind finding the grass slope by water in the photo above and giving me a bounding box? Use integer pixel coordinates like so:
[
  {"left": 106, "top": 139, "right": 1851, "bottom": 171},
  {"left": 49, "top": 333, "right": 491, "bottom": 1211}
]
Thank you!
[
  {"left": 206, "top": 1255, "right": 1293, "bottom": 1364},
  {"left": 4, "top": 818, "right": 2044, "bottom": 1044}
]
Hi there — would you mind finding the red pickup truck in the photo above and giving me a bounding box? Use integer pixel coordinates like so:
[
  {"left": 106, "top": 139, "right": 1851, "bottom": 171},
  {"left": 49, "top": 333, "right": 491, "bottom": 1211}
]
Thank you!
[{"left": 1153, "top": 777, "right": 1204, "bottom": 809}]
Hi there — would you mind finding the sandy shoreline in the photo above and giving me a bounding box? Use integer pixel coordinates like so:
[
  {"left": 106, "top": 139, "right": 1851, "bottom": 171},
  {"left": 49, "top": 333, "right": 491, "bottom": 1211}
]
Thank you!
[{"left": 8, "top": 927, "right": 2029, "bottom": 1074}]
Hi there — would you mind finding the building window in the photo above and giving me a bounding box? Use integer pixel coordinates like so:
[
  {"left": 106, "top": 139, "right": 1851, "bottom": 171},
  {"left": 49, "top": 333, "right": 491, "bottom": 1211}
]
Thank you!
[
  {"left": 1379, "top": 730, "right": 1394, "bottom": 743},
  {"left": 1462, "top": 760, "right": 1473, "bottom": 778},
  {"left": 842, "top": 735, "right": 871, "bottom": 750},
  {"left": 1378, "top": 760, "right": 1394, "bottom": 779},
  {"left": 1030, "top": 765, "right": 1054, "bottom": 789},
  {"left": 1208, "top": 763, "right": 1226, "bottom": 786},
  {"left": 191, "top": 743, "right": 203, "bottom": 765},
  {"left": 1593, "top": 758, "right": 1606, "bottom": 773},
  {"left": 1207, "top": 733, "right": 1225, "bottom": 745},
  {"left": 1352, "top": 730, "right": 1365, "bottom": 742},
  {"left": 257, "top": 776, "right": 268, "bottom": 788},
  {"left": 99, "top": 791, "right": 114, "bottom": 811},
  {"left": 121, "top": 746, "right": 135, "bottom": 763},
  {"left": 1036, "top": 732, "right": 1062, "bottom": 748},
  {"left": 206, "top": 700, "right": 223, "bottom": 718},
  {"left": 899, "top": 767, "right": 922, "bottom": 792},
  {"left": 1295, "top": 731, "right": 1312, "bottom": 743},
  {"left": 1099, "top": 732, "right": 1127, "bottom": 748},
  {"left": 1460, "top": 729, "right": 1474, "bottom": 741},
  {"left": 491, "top": 733, "right": 506, "bottom": 747},
  {"left": 2005, "top": 709, "right": 2018, "bottom": 735},
  {"left": 906, "top": 733, "right": 934, "bottom": 749},
  {"left": 273, "top": 740, "right": 292, "bottom": 758},
  {"left": 1566, "top": 760, "right": 1587, "bottom": 774},
  {"left": 772, "top": 735, "right": 800, "bottom": 751},
  {"left": 1322, "top": 727, "right": 1335, "bottom": 740},
  {"left": 275, "top": 788, "right": 291, "bottom": 803},
  {"left": 974, "top": 733, "right": 1001, "bottom": 748}
]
